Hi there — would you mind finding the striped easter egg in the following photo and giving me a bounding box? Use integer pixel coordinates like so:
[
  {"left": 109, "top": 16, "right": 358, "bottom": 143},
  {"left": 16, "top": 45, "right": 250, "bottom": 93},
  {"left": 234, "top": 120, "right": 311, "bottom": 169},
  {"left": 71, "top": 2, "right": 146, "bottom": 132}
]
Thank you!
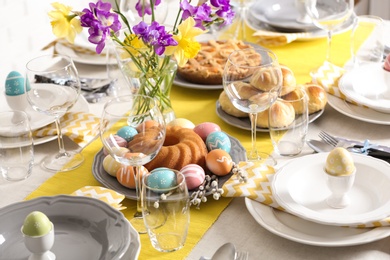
[{"left": 180, "top": 164, "right": 205, "bottom": 190}]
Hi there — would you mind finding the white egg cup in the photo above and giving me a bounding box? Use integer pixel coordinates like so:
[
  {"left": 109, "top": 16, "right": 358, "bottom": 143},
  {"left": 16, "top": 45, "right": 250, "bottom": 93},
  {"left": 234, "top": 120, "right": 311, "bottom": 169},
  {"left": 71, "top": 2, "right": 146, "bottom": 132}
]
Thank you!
[
  {"left": 294, "top": 0, "right": 312, "bottom": 24},
  {"left": 325, "top": 168, "right": 356, "bottom": 209},
  {"left": 22, "top": 223, "right": 56, "bottom": 260},
  {"left": 5, "top": 93, "right": 30, "bottom": 114}
]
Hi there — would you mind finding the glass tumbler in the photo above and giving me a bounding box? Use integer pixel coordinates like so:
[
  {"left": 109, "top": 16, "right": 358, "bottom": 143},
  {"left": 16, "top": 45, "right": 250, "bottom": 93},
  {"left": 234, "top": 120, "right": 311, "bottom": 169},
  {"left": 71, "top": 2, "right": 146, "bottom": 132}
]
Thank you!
[
  {"left": 142, "top": 168, "right": 190, "bottom": 252},
  {"left": 0, "top": 111, "right": 34, "bottom": 181}
]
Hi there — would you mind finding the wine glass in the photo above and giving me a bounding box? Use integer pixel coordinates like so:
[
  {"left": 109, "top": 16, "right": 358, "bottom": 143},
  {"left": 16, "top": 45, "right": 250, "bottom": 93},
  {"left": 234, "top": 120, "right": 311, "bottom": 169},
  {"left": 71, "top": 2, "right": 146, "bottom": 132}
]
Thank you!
[
  {"left": 304, "top": 0, "right": 354, "bottom": 75},
  {"left": 223, "top": 47, "right": 283, "bottom": 166},
  {"left": 221, "top": 0, "right": 254, "bottom": 40},
  {"left": 25, "top": 54, "right": 84, "bottom": 172},
  {"left": 100, "top": 95, "right": 166, "bottom": 233}
]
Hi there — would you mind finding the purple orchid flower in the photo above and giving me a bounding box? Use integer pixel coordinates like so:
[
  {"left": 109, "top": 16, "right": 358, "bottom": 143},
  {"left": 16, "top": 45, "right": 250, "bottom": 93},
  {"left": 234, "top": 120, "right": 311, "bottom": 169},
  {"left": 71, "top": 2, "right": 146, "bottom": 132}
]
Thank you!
[
  {"left": 133, "top": 21, "right": 177, "bottom": 56},
  {"left": 80, "top": 0, "right": 121, "bottom": 54},
  {"left": 135, "top": 0, "right": 162, "bottom": 17}
]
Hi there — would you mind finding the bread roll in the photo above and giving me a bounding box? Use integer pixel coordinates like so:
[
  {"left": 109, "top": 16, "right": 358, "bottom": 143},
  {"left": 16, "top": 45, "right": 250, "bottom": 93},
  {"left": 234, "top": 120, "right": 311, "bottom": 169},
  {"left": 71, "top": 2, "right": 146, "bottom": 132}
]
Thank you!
[
  {"left": 280, "top": 64, "right": 296, "bottom": 96},
  {"left": 250, "top": 67, "right": 282, "bottom": 92},
  {"left": 282, "top": 86, "right": 306, "bottom": 114},
  {"left": 256, "top": 99, "right": 295, "bottom": 128},
  {"left": 219, "top": 90, "right": 248, "bottom": 118},
  {"left": 303, "top": 83, "right": 327, "bottom": 113}
]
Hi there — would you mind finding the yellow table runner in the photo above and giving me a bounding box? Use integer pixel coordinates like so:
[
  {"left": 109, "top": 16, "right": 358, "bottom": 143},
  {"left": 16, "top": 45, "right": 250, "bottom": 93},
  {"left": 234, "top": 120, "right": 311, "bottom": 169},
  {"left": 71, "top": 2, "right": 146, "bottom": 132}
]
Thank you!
[{"left": 25, "top": 26, "right": 355, "bottom": 259}]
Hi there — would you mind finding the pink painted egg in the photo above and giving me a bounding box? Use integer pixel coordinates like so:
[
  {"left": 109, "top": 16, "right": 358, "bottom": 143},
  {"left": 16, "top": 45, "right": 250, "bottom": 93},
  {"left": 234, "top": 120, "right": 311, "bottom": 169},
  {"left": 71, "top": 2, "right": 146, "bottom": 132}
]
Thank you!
[
  {"left": 384, "top": 53, "right": 390, "bottom": 72},
  {"left": 180, "top": 164, "right": 205, "bottom": 190},
  {"left": 205, "top": 149, "right": 233, "bottom": 176},
  {"left": 193, "top": 122, "right": 221, "bottom": 142},
  {"left": 103, "top": 135, "right": 128, "bottom": 155}
]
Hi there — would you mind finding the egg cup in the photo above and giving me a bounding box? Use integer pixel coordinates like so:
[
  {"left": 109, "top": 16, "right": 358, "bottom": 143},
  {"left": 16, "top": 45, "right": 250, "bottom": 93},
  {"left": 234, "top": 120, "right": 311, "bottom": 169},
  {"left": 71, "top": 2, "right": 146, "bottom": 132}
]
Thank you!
[
  {"left": 325, "top": 168, "right": 356, "bottom": 209},
  {"left": 22, "top": 223, "right": 56, "bottom": 260}
]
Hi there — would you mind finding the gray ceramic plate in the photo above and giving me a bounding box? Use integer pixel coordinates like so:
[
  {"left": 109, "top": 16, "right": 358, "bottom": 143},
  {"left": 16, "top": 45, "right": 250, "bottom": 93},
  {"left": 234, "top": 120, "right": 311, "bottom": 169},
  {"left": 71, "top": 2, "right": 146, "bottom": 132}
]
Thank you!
[
  {"left": 216, "top": 101, "right": 324, "bottom": 132},
  {"left": 92, "top": 134, "right": 246, "bottom": 200},
  {"left": 0, "top": 195, "right": 139, "bottom": 260}
]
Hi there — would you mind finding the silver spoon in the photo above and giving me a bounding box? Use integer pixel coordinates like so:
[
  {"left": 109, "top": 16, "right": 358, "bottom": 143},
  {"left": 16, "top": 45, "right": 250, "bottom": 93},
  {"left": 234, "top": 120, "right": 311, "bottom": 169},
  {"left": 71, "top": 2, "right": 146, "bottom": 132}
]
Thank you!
[{"left": 199, "top": 242, "right": 236, "bottom": 260}]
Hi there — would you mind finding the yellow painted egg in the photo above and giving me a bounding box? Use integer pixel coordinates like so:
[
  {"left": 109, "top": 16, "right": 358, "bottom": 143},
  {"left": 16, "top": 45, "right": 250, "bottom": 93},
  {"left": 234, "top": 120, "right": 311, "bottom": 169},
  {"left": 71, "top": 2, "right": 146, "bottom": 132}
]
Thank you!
[
  {"left": 206, "top": 149, "right": 234, "bottom": 176},
  {"left": 167, "top": 118, "right": 195, "bottom": 129},
  {"left": 325, "top": 147, "right": 355, "bottom": 176},
  {"left": 102, "top": 148, "right": 128, "bottom": 177}
]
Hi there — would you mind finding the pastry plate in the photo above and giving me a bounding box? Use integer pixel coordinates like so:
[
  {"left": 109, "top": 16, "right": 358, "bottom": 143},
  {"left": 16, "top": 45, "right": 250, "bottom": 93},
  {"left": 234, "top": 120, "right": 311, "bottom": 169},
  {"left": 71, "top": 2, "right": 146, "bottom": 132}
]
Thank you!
[
  {"left": 245, "top": 198, "right": 390, "bottom": 246},
  {"left": 246, "top": 10, "right": 354, "bottom": 41},
  {"left": 0, "top": 195, "right": 139, "bottom": 260},
  {"left": 249, "top": 0, "right": 318, "bottom": 32},
  {"left": 216, "top": 101, "right": 324, "bottom": 132},
  {"left": 92, "top": 134, "right": 246, "bottom": 200},
  {"left": 272, "top": 153, "right": 390, "bottom": 226},
  {"left": 174, "top": 74, "right": 223, "bottom": 90},
  {"left": 339, "top": 63, "right": 390, "bottom": 113},
  {"left": 327, "top": 94, "right": 390, "bottom": 125}
]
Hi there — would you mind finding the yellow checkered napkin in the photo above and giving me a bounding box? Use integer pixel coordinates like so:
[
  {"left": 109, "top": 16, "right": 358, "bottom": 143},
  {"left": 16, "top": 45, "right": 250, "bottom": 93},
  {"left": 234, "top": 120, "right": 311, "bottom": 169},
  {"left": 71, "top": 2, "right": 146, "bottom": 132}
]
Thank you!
[
  {"left": 33, "top": 112, "right": 100, "bottom": 147},
  {"left": 222, "top": 161, "right": 390, "bottom": 228},
  {"left": 252, "top": 29, "right": 309, "bottom": 46},
  {"left": 71, "top": 186, "right": 126, "bottom": 211}
]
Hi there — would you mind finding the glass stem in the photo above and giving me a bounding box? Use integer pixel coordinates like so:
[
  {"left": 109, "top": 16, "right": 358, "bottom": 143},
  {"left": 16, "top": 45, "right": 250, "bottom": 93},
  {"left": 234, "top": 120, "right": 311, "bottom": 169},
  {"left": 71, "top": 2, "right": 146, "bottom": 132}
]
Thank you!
[
  {"left": 249, "top": 112, "right": 259, "bottom": 160},
  {"left": 54, "top": 116, "right": 67, "bottom": 156},
  {"left": 326, "top": 29, "right": 333, "bottom": 62},
  {"left": 134, "top": 165, "right": 143, "bottom": 218}
]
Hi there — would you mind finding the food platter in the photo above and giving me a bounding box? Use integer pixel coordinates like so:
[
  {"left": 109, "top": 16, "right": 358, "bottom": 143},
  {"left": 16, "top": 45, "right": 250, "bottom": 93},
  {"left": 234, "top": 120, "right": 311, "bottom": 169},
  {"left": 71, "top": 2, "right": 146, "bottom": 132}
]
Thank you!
[
  {"left": 0, "top": 195, "right": 139, "bottom": 259},
  {"left": 215, "top": 101, "right": 324, "bottom": 132},
  {"left": 245, "top": 198, "right": 390, "bottom": 246},
  {"left": 174, "top": 75, "right": 223, "bottom": 90},
  {"left": 92, "top": 134, "right": 246, "bottom": 200},
  {"left": 272, "top": 153, "right": 390, "bottom": 226}
]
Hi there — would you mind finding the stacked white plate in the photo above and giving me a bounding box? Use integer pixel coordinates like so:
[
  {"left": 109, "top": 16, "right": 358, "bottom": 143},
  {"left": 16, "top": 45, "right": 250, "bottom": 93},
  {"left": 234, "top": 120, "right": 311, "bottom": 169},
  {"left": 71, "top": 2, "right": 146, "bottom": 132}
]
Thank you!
[
  {"left": 246, "top": 153, "right": 390, "bottom": 246},
  {"left": 246, "top": 0, "right": 354, "bottom": 40}
]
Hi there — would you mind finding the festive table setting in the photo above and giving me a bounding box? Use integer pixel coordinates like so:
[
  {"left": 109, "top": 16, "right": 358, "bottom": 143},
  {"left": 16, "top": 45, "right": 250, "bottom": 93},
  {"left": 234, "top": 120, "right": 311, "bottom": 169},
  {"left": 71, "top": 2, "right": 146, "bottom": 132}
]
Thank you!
[{"left": 1, "top": 0, "right": 390, "bottom": 259}]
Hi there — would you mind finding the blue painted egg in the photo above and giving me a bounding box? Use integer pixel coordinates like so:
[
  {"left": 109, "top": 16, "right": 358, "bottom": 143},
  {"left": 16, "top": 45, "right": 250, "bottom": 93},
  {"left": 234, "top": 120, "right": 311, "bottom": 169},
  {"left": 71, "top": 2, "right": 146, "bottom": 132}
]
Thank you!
[
  {"left": 206, "top": 131, "right": 231, "bottom": 153},
  {"left": 5, "top": 71, "right": 27, "bottom": 96},
  {"left": 117, "top": 126, "right": 138, "bottom": 142},
  {"left": 147, "top": 168, "right": 177, "bottom": 191}
]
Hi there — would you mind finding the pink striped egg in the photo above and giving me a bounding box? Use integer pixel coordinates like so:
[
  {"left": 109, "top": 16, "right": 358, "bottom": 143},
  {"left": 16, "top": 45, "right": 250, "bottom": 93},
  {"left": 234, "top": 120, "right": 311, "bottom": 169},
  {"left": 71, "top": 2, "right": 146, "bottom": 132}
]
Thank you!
[{"left": 180, "top": 164, "right": 205, "bottom": 190}]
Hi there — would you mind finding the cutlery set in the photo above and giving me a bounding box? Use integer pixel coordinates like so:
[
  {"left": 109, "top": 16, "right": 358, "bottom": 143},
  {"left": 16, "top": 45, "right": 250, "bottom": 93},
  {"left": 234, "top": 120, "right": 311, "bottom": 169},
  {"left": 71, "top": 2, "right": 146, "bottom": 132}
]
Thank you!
[{"left": 307, "top": 131, "right": 390, "bottom": 163}]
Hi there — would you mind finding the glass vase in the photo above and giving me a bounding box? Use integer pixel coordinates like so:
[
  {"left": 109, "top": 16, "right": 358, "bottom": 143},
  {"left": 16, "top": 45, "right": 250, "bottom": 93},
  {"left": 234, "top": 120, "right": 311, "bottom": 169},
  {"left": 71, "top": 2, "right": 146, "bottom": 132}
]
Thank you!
[{"left": 114, "top": 45, "right": 177, "bottom": 124}]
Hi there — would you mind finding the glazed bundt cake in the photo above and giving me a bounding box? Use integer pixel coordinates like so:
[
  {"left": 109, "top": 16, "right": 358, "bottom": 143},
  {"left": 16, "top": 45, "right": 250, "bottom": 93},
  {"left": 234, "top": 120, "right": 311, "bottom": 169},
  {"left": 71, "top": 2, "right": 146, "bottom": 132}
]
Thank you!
[{"left": 144, "top": 125, "right": 208, "bottom": 171}]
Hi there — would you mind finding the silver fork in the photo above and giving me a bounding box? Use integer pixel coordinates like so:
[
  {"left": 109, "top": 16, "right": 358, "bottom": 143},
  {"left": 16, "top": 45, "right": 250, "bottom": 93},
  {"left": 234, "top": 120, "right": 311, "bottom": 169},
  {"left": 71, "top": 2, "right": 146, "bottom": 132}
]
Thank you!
[
  {"left": 235, "top": 251, "right": 249, "bottom": 260},
  {"left": 318, "top": 131, "right": 340, "bottom": 147}
]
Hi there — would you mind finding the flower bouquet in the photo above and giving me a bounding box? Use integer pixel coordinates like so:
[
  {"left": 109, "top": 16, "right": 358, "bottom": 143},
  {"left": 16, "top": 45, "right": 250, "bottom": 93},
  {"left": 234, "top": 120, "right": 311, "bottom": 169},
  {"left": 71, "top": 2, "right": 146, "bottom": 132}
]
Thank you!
[{"left": 48, "top": 0, "right": 235, "bottom": 122}]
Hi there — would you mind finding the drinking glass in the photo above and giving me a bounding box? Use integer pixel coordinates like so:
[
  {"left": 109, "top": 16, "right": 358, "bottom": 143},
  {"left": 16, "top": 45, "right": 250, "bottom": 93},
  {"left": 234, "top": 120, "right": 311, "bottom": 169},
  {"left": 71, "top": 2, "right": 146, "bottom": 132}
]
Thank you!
[
  {"left": 223, "top": 47, "right": 283, "bottom": 166},
  {"left": 119, "top": 0, "right": 168, "bottom": 26},
  {"left": 25, "top": 54, "right": 83, "bottom": 172},
  {"left": 0, "top": 111, "right": 34, "bottom": 181},
  {"left": 100, "top": 95, "right": 166, "bottom": 233},
  {"left": 142, "top": 168, "right": 190, "bottom": 252},
  {"left": 304, "top": 0, "right": 354, "bottom": 75},
  {"left": 351, "top": 15, "right": 385, "bottom": 67},
  {"left": 269, "top": 87, "right": 309, "bottom": 156},
  {"left": 221, "top": 0, "right": 254, "bottom": 40}
]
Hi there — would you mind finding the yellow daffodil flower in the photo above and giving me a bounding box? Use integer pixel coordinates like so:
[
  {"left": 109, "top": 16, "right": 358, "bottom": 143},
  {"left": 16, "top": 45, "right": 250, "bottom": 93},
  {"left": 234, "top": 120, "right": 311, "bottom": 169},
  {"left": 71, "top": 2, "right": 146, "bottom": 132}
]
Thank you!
[
  {"left": 122, "top": 34, "right": 148, "bottom": 58},
  {"left": 165, "top": 17, "right": 206, "bottom": 67},
  {"left": 48, "top": 2, "right": 82, "bottom": 44}
]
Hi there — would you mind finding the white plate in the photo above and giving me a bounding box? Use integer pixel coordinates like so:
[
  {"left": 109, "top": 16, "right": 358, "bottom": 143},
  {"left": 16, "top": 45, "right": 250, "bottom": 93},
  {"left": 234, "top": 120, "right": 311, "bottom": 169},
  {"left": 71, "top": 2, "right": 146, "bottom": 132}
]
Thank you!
[
  {"left": 92, "top": 134, "right": 246, "bottom": 200},
  {"left": 246, "top": 10, "right": 354, "bottom": 41},
  {"left": 327, "top": 94, "right": 390, "bottom": 125},
  {"left": 272, "top": 153, "right": 390, "bottom": 226},
  {"left": 245, "top": 198, "right": 390, "bottom": 246},
  {"left": 174, "top": 74, "right": 223, "bottom": 90},
  {"left": 0, "top": 195, "right": 139, "bottom": 259},
  {"left": 249, "top": 0, "right": 318, "bottom": 32},
  {"left": 339, "top": 63, "right": 390, "bottom": 113},
  {"left": 55, "top": 42, "right": 115, "bottom": 66},
  {"left": 215, "top": 101, "right": 324, "bottom": 132}
]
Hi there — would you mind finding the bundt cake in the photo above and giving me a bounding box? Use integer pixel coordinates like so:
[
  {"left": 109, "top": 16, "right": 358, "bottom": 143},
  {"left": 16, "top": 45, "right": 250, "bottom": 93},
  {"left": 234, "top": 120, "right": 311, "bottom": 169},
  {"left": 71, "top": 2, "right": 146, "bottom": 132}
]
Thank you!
[
  {"left": 144, "top": 125, "right": 208, "bottom": 171},
  {"left": 127, "top": 125, "right": 165, "bottom": 157}
]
